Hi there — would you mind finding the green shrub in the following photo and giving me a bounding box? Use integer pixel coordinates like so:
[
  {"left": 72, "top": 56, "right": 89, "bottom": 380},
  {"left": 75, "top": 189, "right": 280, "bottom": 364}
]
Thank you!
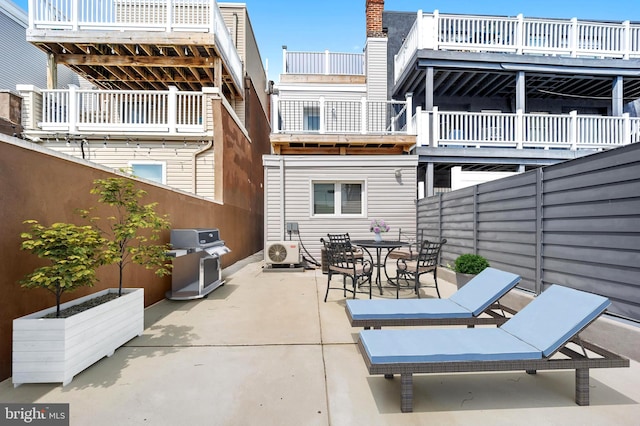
[{"left": 453, "top": 254, "right": 489, "bottom": 275}]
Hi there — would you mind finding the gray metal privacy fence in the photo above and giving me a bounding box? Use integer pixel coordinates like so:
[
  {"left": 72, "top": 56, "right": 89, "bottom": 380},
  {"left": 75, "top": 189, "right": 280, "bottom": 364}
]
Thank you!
[{"left": 418, "top": 143, "right": 640, "bottom": 322}]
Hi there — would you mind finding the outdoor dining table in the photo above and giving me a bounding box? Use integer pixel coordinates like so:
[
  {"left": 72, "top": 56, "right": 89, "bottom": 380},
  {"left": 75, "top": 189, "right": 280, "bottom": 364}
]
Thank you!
[{"left": 351, "top": 239, "right": 408, "bottom": 295}]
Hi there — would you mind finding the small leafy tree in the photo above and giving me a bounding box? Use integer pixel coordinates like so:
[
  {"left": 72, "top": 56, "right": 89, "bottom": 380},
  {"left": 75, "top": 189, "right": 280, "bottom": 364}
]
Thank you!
[
  {"left": 20, "top": 221, "right": 107, "bottom": 317},
  {"left": 80, "top": 177, "right": 172, "bottom": 296}
]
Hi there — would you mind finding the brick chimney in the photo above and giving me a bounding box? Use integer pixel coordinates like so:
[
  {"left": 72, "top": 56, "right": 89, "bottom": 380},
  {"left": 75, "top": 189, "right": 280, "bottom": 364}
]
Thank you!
[{"left": 366, "top": 0, "right": 385, "bottom": 38}]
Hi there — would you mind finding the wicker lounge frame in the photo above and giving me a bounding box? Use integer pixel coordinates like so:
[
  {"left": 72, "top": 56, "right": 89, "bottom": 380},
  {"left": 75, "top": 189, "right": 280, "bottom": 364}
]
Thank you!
[
  {"left": 357, "top": 285, "right": 630, "bottom": 413},
  {"left": 358, "top": 337, "right": 629, "bottom": 413}
]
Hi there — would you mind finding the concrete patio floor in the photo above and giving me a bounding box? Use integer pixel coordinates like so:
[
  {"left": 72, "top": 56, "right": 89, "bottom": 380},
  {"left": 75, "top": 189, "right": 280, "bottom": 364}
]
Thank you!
[{"left": 1, "top": 252, "right": 639, "bottom": 425}]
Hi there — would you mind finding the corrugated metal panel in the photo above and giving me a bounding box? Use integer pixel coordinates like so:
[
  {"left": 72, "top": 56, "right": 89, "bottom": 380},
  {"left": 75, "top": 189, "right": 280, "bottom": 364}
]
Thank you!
[
  {"left": 418, "top": 143, "right": 640, "bottom": 322},
  {"left": 264, "top": 155, "right": 417, "bottom": 261}
]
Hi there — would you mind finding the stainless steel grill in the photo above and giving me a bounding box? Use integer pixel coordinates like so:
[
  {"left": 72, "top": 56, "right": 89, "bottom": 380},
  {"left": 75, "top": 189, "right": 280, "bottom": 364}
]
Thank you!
[{"left": 166, "top": 228, "right": 231, "bottom": 300}]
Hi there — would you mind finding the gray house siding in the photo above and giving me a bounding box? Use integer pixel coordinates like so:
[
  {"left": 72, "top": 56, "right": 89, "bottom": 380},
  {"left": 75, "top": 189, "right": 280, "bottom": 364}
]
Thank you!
[
  {"left": 263, "top": 155, "right": 418, "bottom": 261},
  {"left": 365, "top": 37, "right": 388, "bottom": 102},
  {"left": 418, "top": 143, "right": 640, "bottom": 322},
  {"left": 1, "top": 1, "right": 79, "bottom": 92}
]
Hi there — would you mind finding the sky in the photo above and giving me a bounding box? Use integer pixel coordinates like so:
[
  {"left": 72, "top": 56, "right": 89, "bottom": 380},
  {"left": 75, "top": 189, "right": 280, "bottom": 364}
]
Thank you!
[{"left": 10, "top": 0, "right": 640, "bottom": 82}]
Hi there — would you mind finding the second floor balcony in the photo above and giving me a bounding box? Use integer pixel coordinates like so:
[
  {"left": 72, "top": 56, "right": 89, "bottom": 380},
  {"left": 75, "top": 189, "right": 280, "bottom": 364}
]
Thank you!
[
  {"left": 415, "top": 108, "right": 640, "bottom": 150},
  {"left": 396, "top": 10, "right": 640, "bottom": 84},
  {"left": 27, "top": 0, "right": 243, "bottom": 94},
  {"left": 18, "top": 85, "right": 215, "bottom": 138}
]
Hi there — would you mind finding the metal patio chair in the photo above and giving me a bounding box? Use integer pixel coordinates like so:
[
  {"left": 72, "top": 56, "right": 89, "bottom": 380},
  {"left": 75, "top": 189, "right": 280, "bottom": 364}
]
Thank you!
[{"left": 395, "top": 238, "right": 446, "bottom": 299}]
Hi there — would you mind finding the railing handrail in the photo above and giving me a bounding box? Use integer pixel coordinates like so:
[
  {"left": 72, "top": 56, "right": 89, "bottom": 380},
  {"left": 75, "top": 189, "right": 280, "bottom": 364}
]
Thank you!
[
  {"left": 28, "top": 0, "right": 243, "bottom": 93},
  {"left": 38, "top": 86, "right": 206, "bottom": 134},
  {"left": 272, "top": 96, "right": 409, "bottom": 135},
  {"left": 417, "top": 108, "right": 640, "bottom": 150},
  {"left": 395, "top": 9, "right": 640, "bottom": 83},
  {"left": 283, "top": 49, "right": 365, "bottom": 75}
]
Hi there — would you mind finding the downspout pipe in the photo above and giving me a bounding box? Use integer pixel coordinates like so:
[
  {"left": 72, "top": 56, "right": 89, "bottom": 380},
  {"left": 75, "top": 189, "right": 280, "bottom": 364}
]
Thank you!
[
  {"left": 193, "top": 140, "right": 213, "bottom": 194},
  {"left": 280, "top": 156, "right": 286, "bottom": 240}
]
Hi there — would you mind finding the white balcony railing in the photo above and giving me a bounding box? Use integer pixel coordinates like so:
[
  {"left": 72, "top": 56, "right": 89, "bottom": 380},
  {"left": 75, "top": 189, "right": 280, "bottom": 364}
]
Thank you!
[
  {"left": 395, "top": 10, "right": 640, "bottom": 83},
  {"left": 282, "top": 49, "right": 365, "bottom": 76},
  {"left": 27, "top": 0, "right": 243, "bottom": 92},
  {"left": 416, "top": 108, "right": 640, "bottom": 150},
  {"left": 271, "top": 96, "right": 411, "bottom": 135},
  {"left": 37, "top": 86, "right": 206, "bottom": 134}
]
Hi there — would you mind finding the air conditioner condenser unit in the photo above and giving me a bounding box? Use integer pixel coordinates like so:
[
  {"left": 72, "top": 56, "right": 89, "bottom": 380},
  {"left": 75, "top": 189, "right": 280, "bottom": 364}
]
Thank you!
[{"left": 265, "top": 241, "right": 301, "bottom": 265}]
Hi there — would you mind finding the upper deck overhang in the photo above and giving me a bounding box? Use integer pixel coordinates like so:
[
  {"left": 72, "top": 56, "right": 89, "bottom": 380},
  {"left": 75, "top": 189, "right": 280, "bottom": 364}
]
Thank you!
[
  {"left": 394, "top": 50, "right": 640, "bottom": 103},
  {"left": 27, "top": 29, "right": 242, "bottom": 96}
]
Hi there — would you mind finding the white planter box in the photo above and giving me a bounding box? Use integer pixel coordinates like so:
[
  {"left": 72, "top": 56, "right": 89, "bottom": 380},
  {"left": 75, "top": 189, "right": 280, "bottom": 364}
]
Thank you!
[{"left": 12, "top": 288, "right": 144, "bottom": 387}]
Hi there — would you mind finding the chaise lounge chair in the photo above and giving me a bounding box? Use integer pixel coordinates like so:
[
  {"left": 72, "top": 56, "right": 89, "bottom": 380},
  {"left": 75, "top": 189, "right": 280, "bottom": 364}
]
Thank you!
[
  {"left": 346, "top": 267, "right": 520, "bottom": 329},
  {"left": 357, "top": 285, "right": 630, "bottom": 412}
]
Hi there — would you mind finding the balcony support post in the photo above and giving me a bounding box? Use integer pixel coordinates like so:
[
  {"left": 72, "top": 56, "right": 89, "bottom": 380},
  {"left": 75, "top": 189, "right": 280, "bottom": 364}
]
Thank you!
[
  {"left": 415, "top": 106, "right": 423, "bottom": 146},
  {"left": 612, "top": 76, "right": 624, "bottom": 117},
  {"left": 425, "top": 67, "right": 434, "bottom": 111}
]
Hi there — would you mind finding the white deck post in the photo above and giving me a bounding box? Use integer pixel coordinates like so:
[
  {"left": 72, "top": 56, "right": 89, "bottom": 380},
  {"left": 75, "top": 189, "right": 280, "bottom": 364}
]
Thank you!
[
  {"left": 516, "top": 109, "right": 524, "bottom": 149},
  {"left": 516, "top": 14, "right": 524, "bottom": 54},
  {"left": 432, "top": 106, "right": 439, "bottom": 147},
  {"left": 324, "top": 50, "right": 330, "bottom": 75},
  {"left": 405, "top": 92, "right": 413, "bottom": 134},
  {"left": 68, "top": 85, "right": 78, "bottom": 134},
  {"left": 623, "top": 21, "right": 631, "bottom": 60},
  {"left": 570, "top": 18, "right": 578, "bottom": 57},
  {"left": 271, "top": 94, "right": 280, "bottom": 133},
  {"left": 319, "top": 96, "right": 326, "bottom": 134},
  {"left": 570, "top": 110, "right": 578, "bottom": 150},
  {"left": 623, "top": 113, "right": 631, "bottom": 145},
  {"left": 168, "top": 86, "right": 178, "bottom": 134},
  {"left": 72, "top": 0, "right": 79, "bottom": 31},
  {"left": 361, "top": 97, "right": 367, "bottom": 135},
  {"left": 166, "top": 0, "right": 173, "bottom": 32}
]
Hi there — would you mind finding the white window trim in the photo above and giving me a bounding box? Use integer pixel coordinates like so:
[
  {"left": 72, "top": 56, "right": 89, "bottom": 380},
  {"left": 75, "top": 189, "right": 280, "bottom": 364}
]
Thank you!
[
  {"left": 310, "top": 179, "right": 367, "bottom": 218},
  {"left": 128, "top": 160, "right": 167, "bottom": 184}
]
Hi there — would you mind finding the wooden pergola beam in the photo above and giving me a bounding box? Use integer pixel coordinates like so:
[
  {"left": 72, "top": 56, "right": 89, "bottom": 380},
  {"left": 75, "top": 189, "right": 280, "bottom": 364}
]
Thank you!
[{"left": 57, "top": 54, "right": 215, "bottom": 68}]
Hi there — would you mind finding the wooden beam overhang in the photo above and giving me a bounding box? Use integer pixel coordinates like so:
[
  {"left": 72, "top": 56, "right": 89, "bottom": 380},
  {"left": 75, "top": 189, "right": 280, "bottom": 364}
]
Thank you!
[
  {"left": 27, "top": 30, "right": 242, "bottom": 96},
  {"left": 269, "top": 134, "right": 416, "bottom": 155}
]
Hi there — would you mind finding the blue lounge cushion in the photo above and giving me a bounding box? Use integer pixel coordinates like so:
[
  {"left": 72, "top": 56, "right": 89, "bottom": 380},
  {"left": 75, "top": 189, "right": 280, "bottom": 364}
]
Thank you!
[
  {"left": 347, "top": 298, "right": 472, "bottom": 320},
  {"left": 345, "top": 267, "right": 520, "bottom": 321},
  {"left": 359, "top": 285, "right": 610, "bottom": 364},
  {"left": 360, "top": 328, "right": 541, "bottom": 363},
  {"left": 500, "top": 285, "right": 610, "bottom": 357},
  {"left": 449, "top": 267, "right": 521, "bottom": 316}
]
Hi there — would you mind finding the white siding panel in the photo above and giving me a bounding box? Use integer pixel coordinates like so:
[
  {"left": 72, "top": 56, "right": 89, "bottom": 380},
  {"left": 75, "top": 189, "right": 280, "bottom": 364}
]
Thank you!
[
  {"left": 365, "top": 38, "right": 388, "bottom": 101},
  {"left": 42, "top": 141, "right": 211, "bottom": 195},
  {"left": 264, "top": 155, "right": 418, "bottom": 261}
]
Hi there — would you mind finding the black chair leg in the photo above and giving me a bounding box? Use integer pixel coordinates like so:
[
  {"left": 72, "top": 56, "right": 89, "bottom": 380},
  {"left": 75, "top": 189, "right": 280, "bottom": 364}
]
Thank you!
[
  {"left": 433, "top": 269, "right": 441, "bottom": 298},
  {"left": 415, "top": 275, "right": 421, "bottom": 298},
  {"left": 324, "top": 274, "right": 331, "bottom": 302}
]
